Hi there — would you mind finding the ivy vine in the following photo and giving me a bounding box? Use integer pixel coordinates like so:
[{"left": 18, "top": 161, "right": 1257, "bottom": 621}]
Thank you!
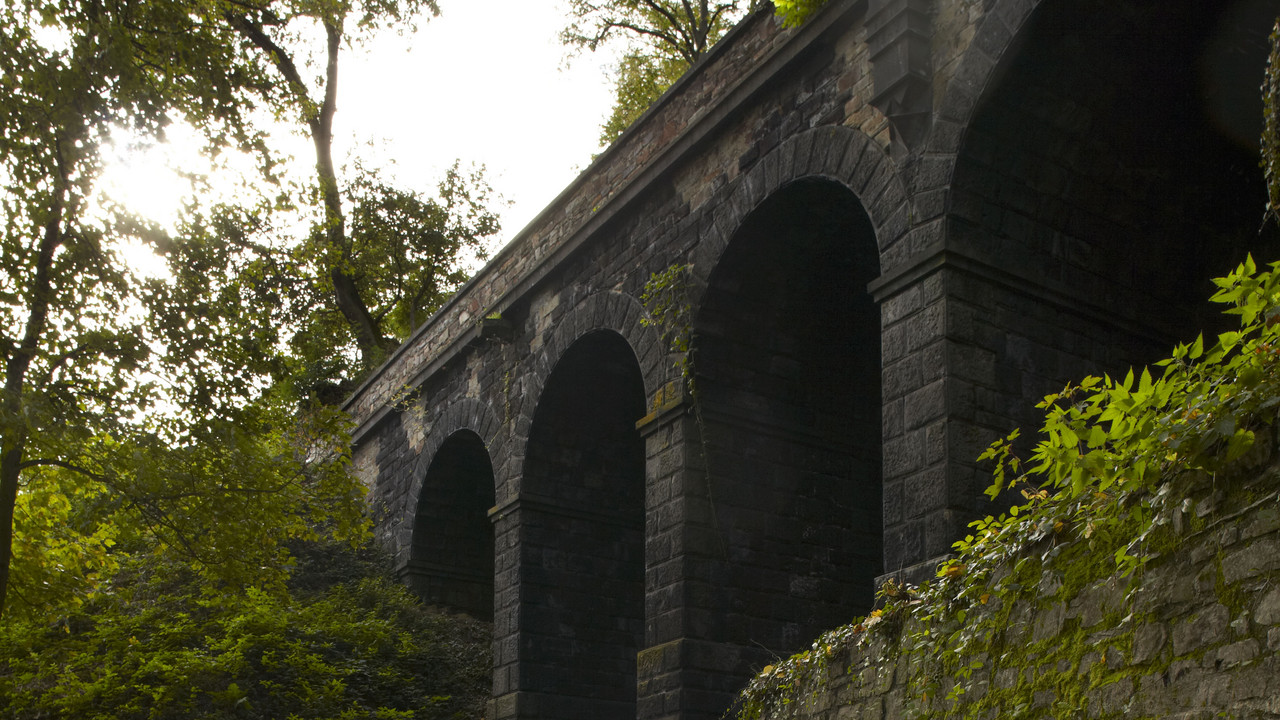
[
  {"left": 640, "top": 263, "right": 735, "bottom": 559},
  {"left": 736, "top": 18, "right": 1280, "bottom": 719},
  {"left": 734, "top": 254, "right": 1280, "bottom": 719},
  {"left": 640, "top": 262, "right": 697, "bottom": 395}
]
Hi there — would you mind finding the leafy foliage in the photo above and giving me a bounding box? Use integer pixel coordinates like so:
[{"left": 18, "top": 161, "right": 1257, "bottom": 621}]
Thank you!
[
  {"left": 295, "top": 162, "right": 498, "bottom": 391},
  {"left": 562, "top": 0, "right": 744, "bottom": 63},
  {"left": 0, "top": 542, "right": 492, "bottom": 720},
  {"left": 734, "top": 252, "right": 1280, "bottom": 719},
  {"left": 640, "top": 262, "right": 695, "bottom": 386},
  {"left": 562, "top": 0, "right": 748, "bottom": 144},
  {"left": 566, "top": 0, "right": 837, "bottom": 143},
  {"left": 0, "top": 0, "right": 499, "bottom": 617},
  {"left": 0, "top": 0, "right": 378, "bottom": 617},
  {"left": 771, "top": 0, "right": 829, "bottom": 27},
  {"left": 1, "top": 7, "right": 496, "bottom": 714},
  {"left": 345, "top": 163, "right": 499, "bottom": 343},
  {"left": 157, "top": 160, "right": 500, "bottom": 404},
  {"left": 6, "top": 397, "right": 366, "bottom": 622},
  {"left": 971, "top": 254, "right": 1280, "bottom": 575},
  {"left": 212, "top": 0, "right": 501, "bottom": 382},
  {"left": 599, "top": 50, "right": 689, "bottom": 145}
]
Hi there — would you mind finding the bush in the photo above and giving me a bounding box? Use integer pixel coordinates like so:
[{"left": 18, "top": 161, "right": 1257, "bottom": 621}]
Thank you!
[{"left": 0, "top": 542, "right": 491, "bottom": 720}]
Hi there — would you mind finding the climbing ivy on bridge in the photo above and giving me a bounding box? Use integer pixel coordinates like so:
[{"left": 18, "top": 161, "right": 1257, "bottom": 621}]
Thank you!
[
  {"left": 734, "top": 22, "right": 1280, "bottom": 717},
  {"left": 734, "top": 251, "right": 1280, "bottom": 718},
  {"left": 640, "top": 262, "right": 697, "bottom": 394}
]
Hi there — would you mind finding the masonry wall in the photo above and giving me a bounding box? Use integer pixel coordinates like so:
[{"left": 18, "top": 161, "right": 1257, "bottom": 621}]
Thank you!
[
  {"left": 873, "top": 0, "right": 1280, "bottom": 572},
  {"left": 340, "top": 1, "right": 1280, "bottom": 718},
  {"left": 751, "top": 439, "right": 1280, "bottom": 720}
]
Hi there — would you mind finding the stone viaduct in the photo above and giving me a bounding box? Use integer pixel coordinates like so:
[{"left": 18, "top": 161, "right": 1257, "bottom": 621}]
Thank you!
[{"left": 344, "top": 1, "right": 1279, "bottom": 718}]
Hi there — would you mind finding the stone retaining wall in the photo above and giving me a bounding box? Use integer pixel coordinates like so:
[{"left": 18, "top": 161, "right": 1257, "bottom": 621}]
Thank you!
[{"left": 757, "top": 442, "right": 1280, "bottom": 719}]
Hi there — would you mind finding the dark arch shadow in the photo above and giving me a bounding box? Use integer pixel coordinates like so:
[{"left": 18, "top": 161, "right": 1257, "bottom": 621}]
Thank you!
[
  {"left": 691, "top": 177, "right": 883, "bottom": 698},
  {"left": 943, "top": 0, "right": 1280, "bottom": 461},
  {"left": 406, "top": 429, "right": 497, "bottom": 621},
  {"left": 517, "top": 330, "right": 647, "bottom": 719},
  {"left": 951, "top": 0, "right": 1276, "bottom": 309},
  {"left": 516, "top": 291, "right": 667, "bottom": 445}
]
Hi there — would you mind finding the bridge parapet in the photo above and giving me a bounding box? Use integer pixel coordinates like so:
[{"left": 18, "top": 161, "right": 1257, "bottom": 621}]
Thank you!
[{"left": 345, "top": 5, "right": 816, "bottom": 436}]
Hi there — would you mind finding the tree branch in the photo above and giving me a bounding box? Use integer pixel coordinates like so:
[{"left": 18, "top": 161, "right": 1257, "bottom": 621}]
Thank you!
[
  {"left": 0, "top": 136, "right": 70, "bottom": 618},
  {"left": 607, "top": 20, "right": 685, "bottom": 59},
  {"left": 226, "top": 10, "right": 389, "bottom": 366},
  {"left": 633, "top": 1, "right": 699, "bottom": 59},
  {"left": 16, "top": 457, "right": 111, "bottom": 482},
  {"left": 223, "top": 11, "right": 318, "bottom": 130}
]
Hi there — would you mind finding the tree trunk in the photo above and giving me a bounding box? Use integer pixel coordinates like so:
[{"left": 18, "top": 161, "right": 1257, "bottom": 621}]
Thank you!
[
  {"left": 0, "top": 438, "right": 25, "bottom": 619},
  {"left": 0, "top": 184, "right": 64, "bottom": 617},
  {"left": 311, "top": 19, "right": 393, "bottom": 368},
  {"left": 227, "top": 11, "right": 392, "bottom": 369}
]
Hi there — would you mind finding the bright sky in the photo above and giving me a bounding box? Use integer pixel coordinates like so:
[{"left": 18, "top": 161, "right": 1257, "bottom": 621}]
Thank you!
[
  {"left": 99, "top": 0, "right": 619, "bottom": 260},
  {"left": 338, "top": 0, "right": 618, "bottom": 242}
]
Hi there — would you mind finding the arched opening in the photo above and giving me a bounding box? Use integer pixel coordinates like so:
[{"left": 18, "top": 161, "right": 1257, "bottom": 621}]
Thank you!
[
  {"left": 947, "top": 0, "right": 1280, "bottom": 442},
  {"left": 519, "top": 330, "right": 646, "bottom": 719},
  {"left": 693, "top": 178, "right": 882, "bottom": 685},
  {"left": 407, "top": 430, "right": 496, "bottom": 620}
]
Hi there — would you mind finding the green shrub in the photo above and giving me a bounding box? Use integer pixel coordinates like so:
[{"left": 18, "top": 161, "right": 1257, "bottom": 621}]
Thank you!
[{"left": 0, "top": 542, "right": 491, "bottom": 720}]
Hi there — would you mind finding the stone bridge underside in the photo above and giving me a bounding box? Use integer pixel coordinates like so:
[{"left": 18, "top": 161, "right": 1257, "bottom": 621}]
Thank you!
[{"left": 344, "top": 1, "right": 1280, "bottom": 718}]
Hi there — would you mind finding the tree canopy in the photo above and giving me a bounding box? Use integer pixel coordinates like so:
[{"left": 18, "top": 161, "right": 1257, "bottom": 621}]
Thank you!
[
  {"left": 1, "top": 0, "right": 290, "bottom": 619},
  {"left": 0, "top": 0, "right": 499, "bottom": 619},
  {"left": 562, "top": 0, "right": 750, "bottom": 144},
  {"left": 213, "top": 0, "right": 500, "bottom": 381},
  {"left": 565, "top": 1, "right": 834, "bottom": 144},
  {"left": 772, "top": 0, "right": 828, "bottom": 27},
  {"left": 164, "top": 0, "right": 502, "bottom": 397}
]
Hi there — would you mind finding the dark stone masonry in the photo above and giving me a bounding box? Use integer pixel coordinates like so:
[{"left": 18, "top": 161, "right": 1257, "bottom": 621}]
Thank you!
[
  {"left": 344, "top": 1, "right": 1280, "bottom": 718},
  {"left": 763, "top": 439, "right": 1280, "bottom": 719}
]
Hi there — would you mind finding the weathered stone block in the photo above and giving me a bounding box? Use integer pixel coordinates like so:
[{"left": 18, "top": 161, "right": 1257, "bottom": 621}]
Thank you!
[
  {"left": 1132, "top": 622, "right": 1168, "bottom": 665},
  {"left": 1173, "top": 604, "right": 1230, "bottom": 657},
  {"left": 1215, "top": 639, "right": 1259, "bottom": 669},
  {"left": 1222, "top": 535, "right": 1280, "bottom": 584}
]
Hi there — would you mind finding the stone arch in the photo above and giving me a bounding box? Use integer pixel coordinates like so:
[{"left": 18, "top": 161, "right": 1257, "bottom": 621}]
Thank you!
[
  {"left": 684, "top": 171, "right": 885, "bottom": 702},
  {"left": 404, "top": 397, "right": 506, "bottom": 528},
  {"left": 930, "top": 0, "right": 1280, "bottom": 233},
  {"left": 401, "top": 397, "right": 504, "bottom": 620},
  {"left": 509, "top": 290, "right": 666, "bottom": 476},
  {"left": 692, "top": 124, "right": 907, "bottom": 288},
  {"left": 929, "top": 0, "right": 1041, "bottom": 155},
  {"left": 936, "top": 0, "right": 1276, "bottom": 299},
  {"left": 405, "top": 429, "right": 496, "bottom": 619},
  {"left": 910, "top": 0, "right": 1041, "bottom": 227},
  {"left": 514, "top": 328, "right": 648, "bottom": 719}
]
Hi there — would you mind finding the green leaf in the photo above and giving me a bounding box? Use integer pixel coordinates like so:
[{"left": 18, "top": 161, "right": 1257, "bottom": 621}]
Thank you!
[
  {"left": 1085, "top": 422, "right": 1105, "bottom": 445},
  {"left": 1189, "top": 334, "right": 1204, "bottom": 360},
  {"left": 1226, "top": 429, "right": 1255, "bottom": 461},
  {"left": 1138, "top": 367, "right": 1154, "bottom": 396}
]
